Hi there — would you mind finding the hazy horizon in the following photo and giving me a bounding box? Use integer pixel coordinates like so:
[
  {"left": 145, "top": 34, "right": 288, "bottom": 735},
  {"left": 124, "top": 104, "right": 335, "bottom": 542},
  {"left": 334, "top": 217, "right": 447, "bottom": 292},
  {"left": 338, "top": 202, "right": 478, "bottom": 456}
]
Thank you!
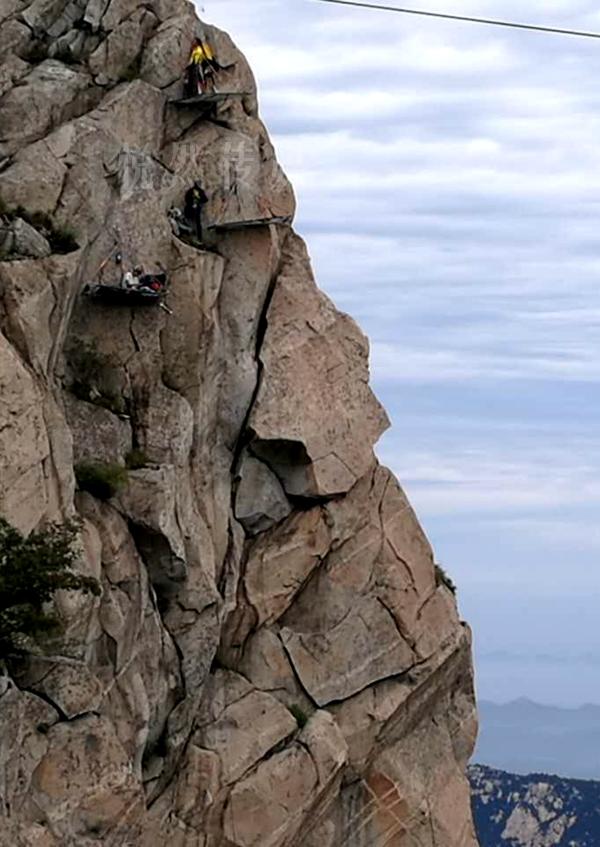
[
  {"left": 480, "top": 696, "right": 600, "bottom": 709},
  {"left": 474, "top": 698, "right": 600, "bottom": 778}
]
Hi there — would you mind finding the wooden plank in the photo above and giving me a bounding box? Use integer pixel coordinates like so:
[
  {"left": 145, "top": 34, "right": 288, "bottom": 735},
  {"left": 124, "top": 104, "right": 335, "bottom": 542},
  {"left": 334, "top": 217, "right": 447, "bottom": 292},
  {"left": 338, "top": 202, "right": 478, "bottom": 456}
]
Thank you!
[
  {"left": 171, "top": 92, "right": 250, "bottom": 106},
  {"left": 207, "top": 216, "right": 292, "bottom": 232}
]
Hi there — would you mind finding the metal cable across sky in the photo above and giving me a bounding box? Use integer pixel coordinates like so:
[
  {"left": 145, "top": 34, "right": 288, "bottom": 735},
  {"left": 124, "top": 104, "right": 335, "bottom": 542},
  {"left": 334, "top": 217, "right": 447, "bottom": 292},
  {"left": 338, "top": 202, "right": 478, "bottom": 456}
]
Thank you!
[{"left": 316, "top": 0, "right": 600, "bottom": 41}]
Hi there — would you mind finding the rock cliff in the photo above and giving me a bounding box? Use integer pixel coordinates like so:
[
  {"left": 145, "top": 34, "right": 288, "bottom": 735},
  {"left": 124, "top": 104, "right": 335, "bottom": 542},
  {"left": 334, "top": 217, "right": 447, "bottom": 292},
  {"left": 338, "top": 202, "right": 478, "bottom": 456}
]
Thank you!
[{"left": 0, "top": 1, "right": 479, "bottom": 844}]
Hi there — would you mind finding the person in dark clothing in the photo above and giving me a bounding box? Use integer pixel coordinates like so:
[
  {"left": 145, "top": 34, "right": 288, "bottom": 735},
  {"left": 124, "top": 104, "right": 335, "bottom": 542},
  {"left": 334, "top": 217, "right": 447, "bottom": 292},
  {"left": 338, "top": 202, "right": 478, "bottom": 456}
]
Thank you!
[{"left": 184, "top": 181, "right": 209, "bottom": 242}]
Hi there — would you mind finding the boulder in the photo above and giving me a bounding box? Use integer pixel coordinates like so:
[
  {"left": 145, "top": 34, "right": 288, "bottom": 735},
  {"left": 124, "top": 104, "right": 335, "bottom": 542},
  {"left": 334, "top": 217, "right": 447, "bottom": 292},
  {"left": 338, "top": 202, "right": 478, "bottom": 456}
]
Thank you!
[
  {"left": 64, "top": 394, "right": 132, "bottom": 465},
  {"left": 140, "top": 13, "right": 196, "bottom": 90},
  {"left": 238, "top": 628, "right": 313, "bottom": 712},
  {"left": 0, "top": 19, "right": 31, "bottom": 58},
  {"left": 11, "top": 218, "right": 51, "bottom": 258},
  {"left": 221, "top": 711, "right": 347, "bottom": 847},
  {"left": 244, "top": 508, "right": 330, "bottom": 628},
  {"left": 234, "top": 453, "right": 291, "bottom": 535},
  {"left": 0, "top": 256, "right": 58, "bottom": 376},
  {"left": 0, "top": 678, "right": 59, "bottom": 817},
  {"left": 0, "top": 333, "right": 52, "bottom": 531},
  {"left": 48, "top": 28, "right": 97, "bottom": 63},
  {"left": 281, "top": 596, "right": 416, "bottom": 707},
  {"left": 249, "top": 234, "right": 389, "bottom": 498},
  {"left": 0, "top": 61, "right": 97, "bottom": 157},
  {"left": 88, "top": 9, "right": 157, "bottom": 83},
  {"left": 299, "top": 710, "right": 348, "bottom": 785},
  {"left": 195, "top": 677, "right": 297, "bottom": 784},
  {"left": 20, "top": 0, "right": 73, "bottom": 32},
  {"left": 0, "top": 220, "right": 13, "bottom": 254},
  {"left": 29, "top": 715, "right": 145, "bottom": 842},
  {"left": 83, "top": 0, "right": 109, "bottom": 31},
  {"left": 0, "top": 217, "right": 52, "bottom": 259},
  {"left": 14, "top": 660, "right": 104, "bottom": 718},
  {"left": 223, "top": 745, "right": 318, "bottom": 847}
]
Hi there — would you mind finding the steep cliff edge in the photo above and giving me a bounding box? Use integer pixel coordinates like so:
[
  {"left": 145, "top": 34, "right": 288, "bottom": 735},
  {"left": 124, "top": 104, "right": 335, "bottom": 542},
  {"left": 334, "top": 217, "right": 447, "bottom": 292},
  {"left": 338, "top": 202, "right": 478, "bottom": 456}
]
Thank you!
[{"left": 0, "top": 2, "right": 478, "bottom": 845}]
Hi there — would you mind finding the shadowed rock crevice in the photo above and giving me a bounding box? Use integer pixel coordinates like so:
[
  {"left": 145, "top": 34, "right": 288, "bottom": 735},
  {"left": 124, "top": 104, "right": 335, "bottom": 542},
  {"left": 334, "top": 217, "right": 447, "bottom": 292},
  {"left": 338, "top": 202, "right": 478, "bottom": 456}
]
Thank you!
[
  {"left": 249, "top": 436, "right": 317, "bottom": 499},
  {"left": 129, "top": 523, "right": 186, "bottom": 606}
]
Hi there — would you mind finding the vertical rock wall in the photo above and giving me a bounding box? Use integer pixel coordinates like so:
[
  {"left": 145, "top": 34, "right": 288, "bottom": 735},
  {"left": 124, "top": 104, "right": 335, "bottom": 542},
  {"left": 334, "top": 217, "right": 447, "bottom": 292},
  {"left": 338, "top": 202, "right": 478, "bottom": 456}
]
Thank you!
[{"left": 0, "top": 2, "right": 479, "bottom": 844}]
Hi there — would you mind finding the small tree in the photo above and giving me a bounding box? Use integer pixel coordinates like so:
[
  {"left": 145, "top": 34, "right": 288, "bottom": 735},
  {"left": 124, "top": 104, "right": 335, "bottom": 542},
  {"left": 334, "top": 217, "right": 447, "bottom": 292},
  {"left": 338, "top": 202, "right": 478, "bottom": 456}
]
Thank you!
[
  {"left": 67, "top": 341, "right": 126, "bottom": 415},
  {"left": 75, "top": 461, "right": 128, "bottom": 500},
  {"left": 289, "top": 703, "right": 309, "bottom": 729},
  {"left": 0, "top": 518, "right": 100, "bottom": 658},
  {"left": 68, "top": 340, "right": 109, "bottom": 403},
  {"left": 435, "top": 563, "right": 457, "bottom": 595},
  {"left": 125, "top": 449, "right": 150, "bottom": 470}
]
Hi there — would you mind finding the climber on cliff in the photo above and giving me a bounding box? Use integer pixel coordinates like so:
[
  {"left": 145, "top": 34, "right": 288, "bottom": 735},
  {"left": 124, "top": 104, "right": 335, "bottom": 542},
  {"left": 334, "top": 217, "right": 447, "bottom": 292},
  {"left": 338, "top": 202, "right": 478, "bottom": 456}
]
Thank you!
[
  {"left": 121, "top": 264, "right": 144, "bottom": 290},
  {"left": 184, "top": 37, "right": 221, "bottom": 97},
  {"left": 184, "top": 181, "right": 209, "bottom": 243},
  {"left": 168, "top": 206, "right": 192, "bottom": 239}
]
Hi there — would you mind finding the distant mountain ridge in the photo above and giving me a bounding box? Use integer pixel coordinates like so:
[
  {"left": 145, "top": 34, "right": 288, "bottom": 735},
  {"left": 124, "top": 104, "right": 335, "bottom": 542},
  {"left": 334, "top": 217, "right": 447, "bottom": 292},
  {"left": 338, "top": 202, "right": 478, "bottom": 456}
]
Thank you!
[
  {"left": 470, "top": 764, "right": 600, "bottom": 847},
  {"left": 475, "top": 698, "right": 600, "bottom": 779}
]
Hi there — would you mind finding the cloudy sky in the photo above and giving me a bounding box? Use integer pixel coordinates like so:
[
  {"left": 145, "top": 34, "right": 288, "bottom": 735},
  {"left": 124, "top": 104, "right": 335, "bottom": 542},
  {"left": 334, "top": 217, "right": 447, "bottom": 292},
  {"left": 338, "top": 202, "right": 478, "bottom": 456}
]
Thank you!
[{"left": 204, "top": 0, "right": 600, "bottom": 707}]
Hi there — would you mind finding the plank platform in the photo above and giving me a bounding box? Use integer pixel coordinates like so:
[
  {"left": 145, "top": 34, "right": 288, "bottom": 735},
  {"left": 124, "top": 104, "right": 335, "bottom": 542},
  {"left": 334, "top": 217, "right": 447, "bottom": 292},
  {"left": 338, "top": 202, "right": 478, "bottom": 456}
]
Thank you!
[
  {"left": 207, "top": 216, "right": 292, "bottom": 232},
  {"left": 171, "top": 92, "right": 250, "bottom": 106}
]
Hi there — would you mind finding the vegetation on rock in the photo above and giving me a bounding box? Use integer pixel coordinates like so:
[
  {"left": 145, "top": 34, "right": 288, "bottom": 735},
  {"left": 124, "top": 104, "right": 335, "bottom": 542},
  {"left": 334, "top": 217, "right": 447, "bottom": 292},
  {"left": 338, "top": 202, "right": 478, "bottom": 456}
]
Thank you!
[
  {"left": 23, "top": 40, "right": 49, "bottom": 64},
  {"left": 435, "top": 563, "right": 457, "bottom": 595},
  {"left": 289, "top": 703, "right": 309, "bottom": 729},
  {"left": 68, "top": 341, "right": 127, "bottom": 415},
  {"left": 0, "top": 200, "right": 78, "bottom": 254},
  {"left": 75, "top": 461, "right": 128, "bottom": 500},
  {"left": 120, "top": 54, "right": 143, "bottom": 83},
  {"left": 125, "top": 449, "right": 151, "bottom": 470},
  {"left": 0, "top": 518, "right": 100, "bottom": 658}
]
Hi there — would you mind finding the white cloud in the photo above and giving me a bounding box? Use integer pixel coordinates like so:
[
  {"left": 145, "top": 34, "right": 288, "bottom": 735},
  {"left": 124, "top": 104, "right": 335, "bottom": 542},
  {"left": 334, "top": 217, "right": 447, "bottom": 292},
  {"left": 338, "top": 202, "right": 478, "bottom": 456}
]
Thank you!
[
  {"left": 380, "top": 446, "right": 600, "bottom": 516},
  {"left": 203, "top": 0, "right": 600, "bottom": 703}
]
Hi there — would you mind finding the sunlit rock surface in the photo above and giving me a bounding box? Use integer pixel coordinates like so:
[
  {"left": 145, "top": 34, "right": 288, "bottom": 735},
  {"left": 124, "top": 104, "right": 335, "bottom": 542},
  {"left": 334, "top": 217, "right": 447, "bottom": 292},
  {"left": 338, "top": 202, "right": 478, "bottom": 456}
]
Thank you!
[{"left": 0, "top": 1, "right": 478, "bottom": 843}]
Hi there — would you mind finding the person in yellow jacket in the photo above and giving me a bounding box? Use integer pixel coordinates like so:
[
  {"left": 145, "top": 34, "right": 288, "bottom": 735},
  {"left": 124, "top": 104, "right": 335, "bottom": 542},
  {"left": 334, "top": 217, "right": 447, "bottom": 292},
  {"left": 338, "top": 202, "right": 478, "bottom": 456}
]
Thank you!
[{"left": 185, "top": 37, "right": 220, "bottom": 97}]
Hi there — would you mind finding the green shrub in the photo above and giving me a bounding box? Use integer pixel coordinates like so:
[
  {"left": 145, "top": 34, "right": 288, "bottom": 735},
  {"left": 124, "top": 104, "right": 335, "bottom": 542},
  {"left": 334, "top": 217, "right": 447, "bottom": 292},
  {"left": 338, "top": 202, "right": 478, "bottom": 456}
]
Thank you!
[
  {"left": 289, "top": 703, "right": 309, "bottom": 730},
  {"left": 95, "top": 391, "right": 127, "bottom": 416},
  {"left": 2, "top": 207, "right": 78, "bottom": 254},
  {"left": 25, "top": 41, "right": 49, "bottom": 64},
  {"left": 24, "top": 209, "right": 53, "bottom": 231},
  {"left": 68, "top": 341, "right": 106, "bottom": 388},
  {"left": 435, "top": 564, "right": 457, "bottom": 595},
  {"left": 68, "top": 341, "right": 126, "bottom": 414},
  {"left": 48, "top": 225, "right": 78, "bottom": 255},
  {"left": 120, "top": 54, "right": 142, "bottom": 83},
  {"left": 26, "top": 212, "right": 78, "bottom": 254},
  {"left": 0, "top": 518, "right": 100, "bottom": 658},
  {"left": 75, "top": 461, "right": 128, "bottom": 500},
  {"left": 125, "top": 449, "right": 150, "bottom": 470}
]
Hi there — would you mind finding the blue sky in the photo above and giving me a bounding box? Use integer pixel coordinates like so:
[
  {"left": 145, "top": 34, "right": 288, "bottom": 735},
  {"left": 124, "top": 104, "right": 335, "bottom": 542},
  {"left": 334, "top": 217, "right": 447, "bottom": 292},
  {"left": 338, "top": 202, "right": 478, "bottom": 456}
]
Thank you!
[{"left": 204, "top": 0, "right": 600, "bottom": 707}]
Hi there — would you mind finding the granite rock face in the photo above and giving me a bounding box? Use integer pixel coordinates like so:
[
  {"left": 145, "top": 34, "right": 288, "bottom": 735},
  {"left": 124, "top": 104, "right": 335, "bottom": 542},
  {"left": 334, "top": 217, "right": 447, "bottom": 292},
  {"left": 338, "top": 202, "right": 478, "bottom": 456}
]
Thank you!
[{"left": 0, "top": 2, "right": 478, "bottom": 844}]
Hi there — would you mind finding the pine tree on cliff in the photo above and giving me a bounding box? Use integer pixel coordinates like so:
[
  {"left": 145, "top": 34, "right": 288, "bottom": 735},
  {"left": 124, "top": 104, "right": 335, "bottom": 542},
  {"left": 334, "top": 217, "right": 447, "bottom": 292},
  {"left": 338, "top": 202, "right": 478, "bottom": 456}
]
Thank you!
[{"left": 0, "top": 518, "right": 101, "bottom": 658}]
